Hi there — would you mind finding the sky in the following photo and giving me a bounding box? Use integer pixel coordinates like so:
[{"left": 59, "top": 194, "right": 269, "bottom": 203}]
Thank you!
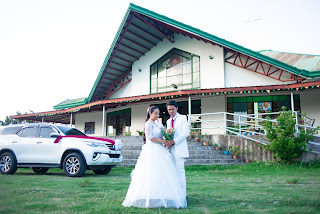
[{"left": 1, "top": 0, "right": 320, "bottom": 121}]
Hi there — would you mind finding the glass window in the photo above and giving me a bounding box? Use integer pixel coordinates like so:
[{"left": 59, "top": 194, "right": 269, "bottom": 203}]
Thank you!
[
  {"left": 39, "top": 127, "right": 57, "bottom": 138},
  {"left": 0, "top": 126, "right": 23, "bottom": 135},
  {"left": 84, "top": 122, "right": 95, "bottom": 134},
  {"left": 150, "top": 48, "right": 200, "bottom": 93},
  {"left": 57, "top": 126, "right": 86, "bottom": 136},
  {"left": 107, "top": 109, "right": 131, "bottom": 136},
  {"left": 19, "top": 127, "right": 38, "bottom": 137}
]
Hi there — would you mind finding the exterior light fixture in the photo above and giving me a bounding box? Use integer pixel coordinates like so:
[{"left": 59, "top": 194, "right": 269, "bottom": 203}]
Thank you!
[
  {"left": 209, "top": 55, "right": 214, "bottom": 59},
  {"left": 138, "top": 68, "right": 142, "bottom": 72},
  {"left": 171, "top": 84, "right": 181, "bottom": 93}
]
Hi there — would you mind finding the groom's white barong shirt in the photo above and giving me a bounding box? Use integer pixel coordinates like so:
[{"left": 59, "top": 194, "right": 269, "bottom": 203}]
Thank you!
[
  {"left": 167, "top": 112, "right": 190, "bottom": 198},
  {"left": 167, "top": 112, "right": 190, "bottom": 158}
]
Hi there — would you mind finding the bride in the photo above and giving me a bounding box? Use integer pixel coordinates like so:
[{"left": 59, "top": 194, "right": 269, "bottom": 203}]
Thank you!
[{"left": 122, "top": 106, "right": 187, "bottom": 208}]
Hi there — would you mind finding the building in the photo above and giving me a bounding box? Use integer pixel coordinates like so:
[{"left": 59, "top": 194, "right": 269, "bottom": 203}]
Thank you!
[{"left": 11, "top": 4, "right": 320, "bottom": 136}]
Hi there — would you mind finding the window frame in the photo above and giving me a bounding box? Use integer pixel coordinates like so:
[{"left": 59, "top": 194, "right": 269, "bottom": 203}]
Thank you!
[
  {"left": 150, "top": 48, "right": 200, "bottom": 94},
  {"left": 84, "top": 122, "right": 95, "bottom": 135}
]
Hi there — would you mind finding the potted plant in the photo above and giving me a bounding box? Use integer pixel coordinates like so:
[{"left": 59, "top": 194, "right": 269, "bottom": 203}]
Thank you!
[
  {"left": 229, "top": 145, "right": 241, "bottom": 159},
  {"left": 195, "top": 130, "right": 201, "bottom": 142},
  {"left": 136, "top": 130, "right": 144, "bottom": 136},
  {"left": 223, "top": 145, "right": 229, "bottom": 155},
  {"left": 214, "top": 143, "right": 221, "bottom": 150},
  {"left": 202, "top": 133, "right": 210, "bottom": 146},
  {"left": 189, "top": 130, "right": 196, "bottom": 138},
  {"left": 243, "top": 145, "right": 252, "bottom": 163}
]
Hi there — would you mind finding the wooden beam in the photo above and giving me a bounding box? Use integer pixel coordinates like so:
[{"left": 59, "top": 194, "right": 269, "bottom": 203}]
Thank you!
[
  {"left": 113, "top": 55, "right": 133, "bottom": 64},
  {"left": 117, "top": 49, "right": 139, "bottom": 60},
  {"left": 133, "top": 12, "right": 174, "bottom": 44},
  {"left": 123, "top": 37, "right": 150, "bottom": 51},
  {"left": 130, "top": 22, "right": 162, "bottom": 41},
  {"left": 120, "top": 43, "right": 144, "bottom": 56},
  {"left": 127, "top": 29, "right": 157, "bottom": 46}
]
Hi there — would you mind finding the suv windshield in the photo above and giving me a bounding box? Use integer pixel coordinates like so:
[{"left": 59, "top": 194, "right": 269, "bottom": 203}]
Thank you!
[
  {"left": 57, "top": 126, "right": 86, "bottom": 136},
  {"left": 0, "top": 126, "right": 23, "bottom": 135}
]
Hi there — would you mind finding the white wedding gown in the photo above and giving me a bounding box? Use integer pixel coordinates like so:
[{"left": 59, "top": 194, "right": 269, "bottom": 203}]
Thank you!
[{"left": 122, "top": 119, "right": 187, "bottom": 208}]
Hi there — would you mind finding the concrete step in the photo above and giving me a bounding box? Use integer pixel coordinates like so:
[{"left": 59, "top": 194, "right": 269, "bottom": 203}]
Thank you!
[
  {"left": 308, "top": 142, "right": 320, "bottom": 154},
  {"left": 121, "top": 154, "right": 232, "bottom": 160},
  {"left": 312, "top": 136, "right": 320, "bottom": 143},
  {"left": 121, "top": 150, "right": 232, "bottom": 159},
  {"left": 119, "top": 158, "right": 245, "bottom": 166},
  {"left": 114, "top": 136, "right": 247, "bottom": 166},
  {"left": 122, "top": 145, "right": 143, "bottom": 150},
  {"left": 185, "top": 158, "right": 245, "bottom": 165},
  {"left": 122, "top": 144, "right": 216, "bottom": 151}
]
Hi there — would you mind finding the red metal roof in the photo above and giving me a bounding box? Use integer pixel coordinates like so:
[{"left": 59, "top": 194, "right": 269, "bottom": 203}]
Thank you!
[
  {"left": 10, "top": 80, "right": 320, "bottom": 124},
  {"left": 259, "top": 50, "right": 320, "bottom": 72}
]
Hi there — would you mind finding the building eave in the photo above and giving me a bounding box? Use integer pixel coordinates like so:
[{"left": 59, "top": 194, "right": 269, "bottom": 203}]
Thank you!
[{"left": 11, "top": 81, "right": 320, "bottom": 124}]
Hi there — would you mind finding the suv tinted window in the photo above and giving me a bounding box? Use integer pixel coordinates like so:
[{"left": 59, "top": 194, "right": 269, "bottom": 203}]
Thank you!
[
  {"left": 39, "top": 127, "right": 57, "bottom": 138},
  {"left": 57, "top": 126, "right": 85, "bottom": 136},
  {"left": 18, "top": 127, "right": 38, "bottom": 137},
  {"left": 0, "top": 126, "right": 23, "bottom": 135}
]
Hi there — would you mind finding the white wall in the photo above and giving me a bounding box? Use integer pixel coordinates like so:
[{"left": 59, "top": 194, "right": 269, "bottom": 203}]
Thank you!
[
  {"left": 224, "top": 63, "right": 288, "bottom": 87},
  {"left": 75, "top": 111, "right": 104, "bottom": 136},
  {"left": 200, "top": 96, "right": 226, "bottom": 134},
  {"left": 110, "top": 33, "right": 225, "bottom": 99},
  {"left": 131, "top": 103, "right": 150, "bottom": 136},
  {"left": 299, "top": 90, "right": 320, "bottom": 128}
]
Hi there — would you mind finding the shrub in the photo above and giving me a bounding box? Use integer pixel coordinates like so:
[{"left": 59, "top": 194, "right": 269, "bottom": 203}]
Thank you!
[
  {"left": 229, "top": 145, "right": 241, "bottom": 156},
  {"left": 262, "top": 107, "right": 319, "bottom": 163},
  {"left": 136, "top": 130, "right": 143, "bottom": 136}
]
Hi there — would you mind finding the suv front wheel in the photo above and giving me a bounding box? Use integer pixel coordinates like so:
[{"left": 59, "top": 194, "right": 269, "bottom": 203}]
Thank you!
[
  {"left": 0, "top": 152, "right": 17, "bottom": 175},
  {"left": 63, "top": 152, "right": 86, "bottom": 177},
  {"left": 93, "top": 166, "right": 112, "bottom": 175}
]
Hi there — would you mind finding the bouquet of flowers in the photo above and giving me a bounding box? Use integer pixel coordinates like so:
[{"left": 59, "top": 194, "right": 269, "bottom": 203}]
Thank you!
[{"left": 161, "top": 127, "right": 175, "bottom": 140}]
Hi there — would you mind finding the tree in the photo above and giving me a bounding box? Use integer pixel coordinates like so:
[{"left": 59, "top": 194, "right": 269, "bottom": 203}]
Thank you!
[
  {"left": 0, "top": 111, "right": 24, "bottom": 126},
  {"left": 262, "top": 107, "right": 319, "bottom": 163}
]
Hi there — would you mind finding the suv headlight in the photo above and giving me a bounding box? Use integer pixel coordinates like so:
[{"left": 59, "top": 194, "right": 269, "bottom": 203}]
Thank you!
[{"left": 85, "top": 142, "right": 106, "bottom": 147}]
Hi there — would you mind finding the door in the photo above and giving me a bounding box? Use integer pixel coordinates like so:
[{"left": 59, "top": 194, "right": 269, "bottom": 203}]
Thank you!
[
  {"left": 33, "top": 126, "right": 61, "bottom": 164},
  {"left": 14, "top": 127, "right": 38, "bottom": 163}
]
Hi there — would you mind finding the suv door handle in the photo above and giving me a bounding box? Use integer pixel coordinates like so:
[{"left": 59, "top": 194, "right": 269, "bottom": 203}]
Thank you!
[
  {"left": 11, "top": 141, "right": 17, "bottom": 144},
  {"left": 36, "top": 141, "right": 42, "bottom": 144}
]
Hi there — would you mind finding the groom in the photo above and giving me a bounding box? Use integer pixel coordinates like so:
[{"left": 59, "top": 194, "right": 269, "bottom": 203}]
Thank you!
[{"left": 166, "top": 100, "right": 190, "bottom": 198}]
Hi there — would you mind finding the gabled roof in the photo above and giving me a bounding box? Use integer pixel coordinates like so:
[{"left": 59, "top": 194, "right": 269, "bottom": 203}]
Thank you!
[
  {"left": 53, "top": 97, "right": 87, "bottom": 110},
  {"left": 259, "top": 50, "right": 320, "bottom": 72},
  {"left": 87, "top": 3, "right": 320, "bottom": 104}
]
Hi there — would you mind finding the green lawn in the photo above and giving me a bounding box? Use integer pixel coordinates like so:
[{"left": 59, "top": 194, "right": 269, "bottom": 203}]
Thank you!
[{"left": 1, "top": 162, "right": 320, "bottom": 214}]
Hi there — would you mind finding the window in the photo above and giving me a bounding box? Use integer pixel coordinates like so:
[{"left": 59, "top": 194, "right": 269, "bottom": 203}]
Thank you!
[
  {"left": 150, "top": 48, "right": 200, "bottom": 93},
  {"left": 17, "top": 127, "right": 38, "bottom": 137},
  {"left": 226, "top": 95, "right": 301, "bottom": 124},
  {"left": 57, "top": 126, "right": 86, "bottom": 136},
  {"left": 152, "top": 100, "right": 201, "bottom": 126},
  {"left": 39, "top": 127, "right": 57, "bottom": 138},
  {"left": 0, "top": 126, "right": 23, "bottom": 135},
  {"left": 84, "top": 122, "right": 95, "bottom": 134},
  {"left": 107, "top": 109, "right": 131, "bottom": 136}
]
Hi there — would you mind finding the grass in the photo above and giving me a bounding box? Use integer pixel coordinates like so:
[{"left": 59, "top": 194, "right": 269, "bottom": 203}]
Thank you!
[{"left": 1, "top": 162, "right": 320, "bottom": 214}]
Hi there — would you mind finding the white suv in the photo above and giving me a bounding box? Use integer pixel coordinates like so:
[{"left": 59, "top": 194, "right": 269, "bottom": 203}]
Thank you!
[{"left": 0, "top": 123, "right": 122, "bottom": 177}]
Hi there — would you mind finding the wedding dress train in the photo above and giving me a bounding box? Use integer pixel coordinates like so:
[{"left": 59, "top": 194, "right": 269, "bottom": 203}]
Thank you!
[{"left": 122, "top": 119, "right": 186, "bottom": 208}]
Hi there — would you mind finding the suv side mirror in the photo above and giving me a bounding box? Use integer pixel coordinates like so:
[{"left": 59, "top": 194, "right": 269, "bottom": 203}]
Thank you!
[{"left": 50, "top": 133, "right": 60, "bottom": 138}]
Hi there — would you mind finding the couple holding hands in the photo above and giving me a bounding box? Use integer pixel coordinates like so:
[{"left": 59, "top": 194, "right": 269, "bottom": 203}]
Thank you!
[{"left": 122, "top": 100, "right": 190, "bottom": 209}]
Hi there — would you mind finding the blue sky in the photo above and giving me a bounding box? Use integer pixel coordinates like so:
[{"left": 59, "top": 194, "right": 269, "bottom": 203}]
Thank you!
[{"left": 1, "top": 0, "right": 320, "bottom": 121}]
